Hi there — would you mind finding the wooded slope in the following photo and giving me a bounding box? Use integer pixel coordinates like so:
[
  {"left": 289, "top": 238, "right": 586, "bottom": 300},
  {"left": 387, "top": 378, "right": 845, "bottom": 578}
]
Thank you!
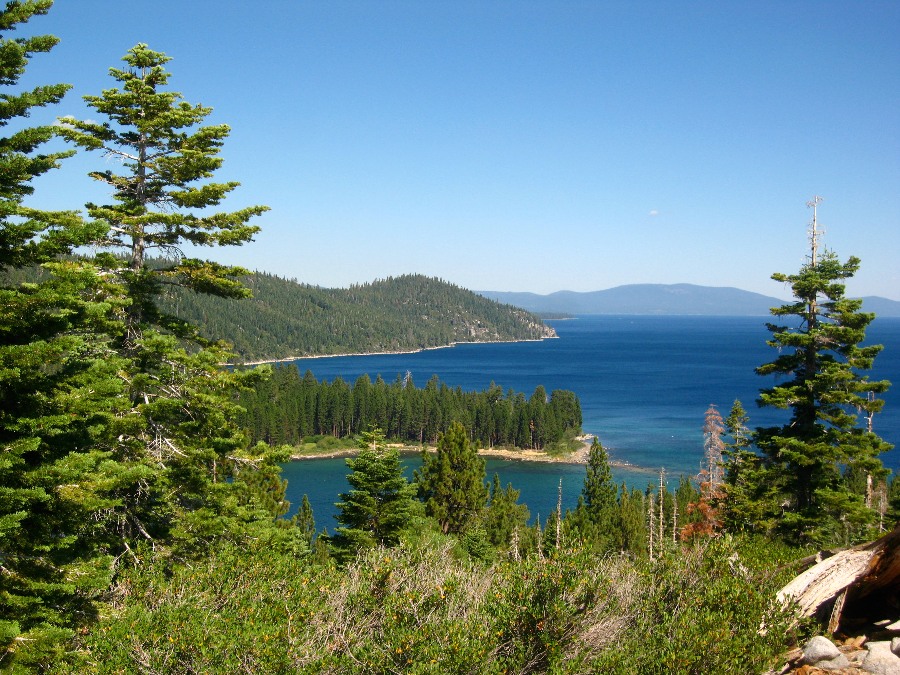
[{"left": 159, "top": 271, "right": 555, "bottom": 362}]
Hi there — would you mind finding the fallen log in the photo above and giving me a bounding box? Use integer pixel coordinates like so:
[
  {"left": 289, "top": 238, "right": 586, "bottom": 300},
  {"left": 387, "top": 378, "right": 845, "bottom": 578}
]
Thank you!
[{"left": 777, "top": 524, "right": 900, "bottom": 633}]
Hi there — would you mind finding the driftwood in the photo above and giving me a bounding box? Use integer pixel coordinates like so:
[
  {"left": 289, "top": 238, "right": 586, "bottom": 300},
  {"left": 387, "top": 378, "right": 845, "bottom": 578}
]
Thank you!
[{"left": 777, "top": 524, "right": 900, "bottom": 632}]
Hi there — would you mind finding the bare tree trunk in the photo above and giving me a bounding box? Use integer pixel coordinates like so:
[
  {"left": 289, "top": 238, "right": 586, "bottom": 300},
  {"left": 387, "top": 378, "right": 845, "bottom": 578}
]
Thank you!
[
  {"left": 555, "top": 478, "right": 562, "bottom": 552},
  {"left": 778, "top": 524, "right": 900, "bottom": 632}
]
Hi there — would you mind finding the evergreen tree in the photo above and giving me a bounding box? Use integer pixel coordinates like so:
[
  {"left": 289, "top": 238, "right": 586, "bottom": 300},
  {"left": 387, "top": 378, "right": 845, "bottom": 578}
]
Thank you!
[
  {"left": 617, "top": 484, "right": 647, "bottom": 556},
  {"left": 0, "top": 0, "right": 88, "bottom": 268},
  {"left": 568, "top": 438, "right": 619, "bottom": 551},
  {"left": 51, "top": 44, "right": 278, "bottom": 557},
  {"left": 331, "top": 428, "right": 416, "bottom": 561},
  {"left": 752, "top": 207, "right": 892, "bottom": 544},
  {"left": 721, "top": 399, "right": 779, "bottom": 533},
  {"left": 292, "top": 494, "right": 317, "bottom": 550},
  {"left": 482, "top": 473, "right": 530, "bottom": 550},
  {"left": 414, "top": 420, "right": 487, "bottom": 534},
  {"left": 57, "top": 43, "right": 269, "bottom": 335},
  {"left": 887, "top": 476, "right": 900, "bottom": 526},
  {"left": 674, "top": 475, "right": 700, "bottom": 536},
  {"left": 0, "top": 2, "right": 126, "bottom": 665},
  {"left": 580, "top": 438, "right": 618, "bottom": 515}
]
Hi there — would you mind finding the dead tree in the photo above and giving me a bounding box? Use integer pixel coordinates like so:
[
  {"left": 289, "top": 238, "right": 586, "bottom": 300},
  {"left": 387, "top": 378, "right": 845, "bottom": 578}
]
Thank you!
[{"left": 777, "top": 523, "right": 900, "bottom": 634}]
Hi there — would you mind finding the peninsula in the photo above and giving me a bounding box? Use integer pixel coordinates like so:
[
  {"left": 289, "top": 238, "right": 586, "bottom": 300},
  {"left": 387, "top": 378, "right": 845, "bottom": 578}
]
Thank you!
[{"left": 156, "top": 271, "right": 555, "bottom": 362}]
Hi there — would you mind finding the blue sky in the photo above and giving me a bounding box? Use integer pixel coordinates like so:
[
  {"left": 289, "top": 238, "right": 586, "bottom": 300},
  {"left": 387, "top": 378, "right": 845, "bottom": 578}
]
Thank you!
[{"left": 17, "top": 1, "right": 900, "bottom": 299}]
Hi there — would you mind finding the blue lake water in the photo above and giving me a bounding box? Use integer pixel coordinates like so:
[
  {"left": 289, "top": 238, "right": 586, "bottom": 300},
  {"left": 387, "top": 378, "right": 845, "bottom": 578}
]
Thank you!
[{"left": 279, "top": 315, "right": 900, "bottom": 528}]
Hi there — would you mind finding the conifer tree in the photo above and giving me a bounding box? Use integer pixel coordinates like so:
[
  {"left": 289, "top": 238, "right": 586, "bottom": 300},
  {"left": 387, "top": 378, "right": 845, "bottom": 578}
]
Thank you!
[
  {"left": 753, "top": 204, "right": 892, "bottom": 544},
  {"left": 580, "top": 438, "right": 618, "bottom": 516},
  {"left": 414, "top": 420, "right": 487, "bottom": 534},
  {"left": 331, "top": 428, "right": 416, "bottom": 561},
  {"left": 721, "top": 399, "right": 778, "bottom": 533},
  {"left": 617, "top": 484, "right": 647, "bottom": 556},
  {"left": 292, "top": 494, "right": 317, "bottom": 550},
  {"left": 482, "top": 473, "right": 530, "bottom": 549},
  {"left": 568, "top": 438, "right": 619, "bottom": 552},
  {"left": 51, "top": 44, "right": 277, "bottom": 557},
  {"left": 0, "top": 0, "right": 89, "bottom": 267},
  {"left": 57, "top": 43, "right": 269, "bottom": 337},
  {"left": 0, "top": 2, "right": 127, "bottom": 665}
]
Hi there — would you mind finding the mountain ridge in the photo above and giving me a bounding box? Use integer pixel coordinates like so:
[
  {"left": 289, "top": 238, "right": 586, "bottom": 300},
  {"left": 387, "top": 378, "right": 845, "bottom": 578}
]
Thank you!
[
  {"left": 160, "top": 272, "right": 556, "bottom": 362},
  {"left": 478, "top": 283, "right": 900, "bottom": 317}
]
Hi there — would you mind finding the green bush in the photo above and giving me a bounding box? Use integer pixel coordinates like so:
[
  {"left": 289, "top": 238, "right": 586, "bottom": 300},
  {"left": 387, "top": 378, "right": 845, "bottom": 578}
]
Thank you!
[
  {"left": 488, "top": 549, "right": 636, "bottom": 673},
  {"left": 591, "top": 537, "right": 797, "bottom": 674},
  {"left": 55, "top": 533, "right": 802, "bottom": 674}
]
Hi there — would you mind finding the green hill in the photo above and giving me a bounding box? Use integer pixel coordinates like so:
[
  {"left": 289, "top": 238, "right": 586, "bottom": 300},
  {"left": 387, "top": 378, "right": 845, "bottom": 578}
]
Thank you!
[{"left": 159, "top": 271, "right": 555, "bottom": 362}]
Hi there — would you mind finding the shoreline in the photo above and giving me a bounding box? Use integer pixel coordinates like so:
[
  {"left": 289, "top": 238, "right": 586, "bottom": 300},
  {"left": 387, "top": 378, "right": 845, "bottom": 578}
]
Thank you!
[
  {"left": 231, "top": 334, "right": 558, "bottom": 367},
  {"left": 290, "top": 434, "right": 638, "bottom": 469}
]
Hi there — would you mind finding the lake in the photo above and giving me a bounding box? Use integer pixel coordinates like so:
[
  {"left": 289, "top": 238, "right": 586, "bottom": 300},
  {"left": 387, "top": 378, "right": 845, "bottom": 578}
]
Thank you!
[{"left": 279, "top": 315, "right": 900, "bottom": 527}]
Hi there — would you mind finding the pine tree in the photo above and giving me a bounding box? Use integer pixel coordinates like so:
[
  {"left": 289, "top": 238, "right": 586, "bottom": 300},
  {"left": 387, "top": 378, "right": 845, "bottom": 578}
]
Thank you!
[
  {"left": 753, "top": 203, "right": 892, "bottom": 544},
  {"left": 617, "top": 484, "right": 647, "bottom": 556},
  {"left": 482, "top": 473, "right": 530, "bottom": 549},
  {"left": 51, "top": 44, "right": 277, "bottom": 557},
  {"left": 0, "top": 1, "right": 93, "bottom": 268},
  {"left": 414, "top": 420, "right": 487, "bottom": 534},
  {"left": 721, "top": 399, "right": 779, "bottom": 533},
  {"left": 292, "top": 494, "right": 317, "bottom": 550},
  {"left": 0, "top": 2, "right": 127, "bottom": 665},
  {"left": 57, "top": 43, "right": 269, "bottom": 336},
  {"left": 580, "top": 438, "right": 618, "bottom": 515},
  {"left": 568, "top": 438, "right": 620, "bottom": 552},
  {"left": 331, "top": 428, "right": 416, "bottom": 561},
  {"left": 673, "top": 474, "right": 699, "bottom": 529}
]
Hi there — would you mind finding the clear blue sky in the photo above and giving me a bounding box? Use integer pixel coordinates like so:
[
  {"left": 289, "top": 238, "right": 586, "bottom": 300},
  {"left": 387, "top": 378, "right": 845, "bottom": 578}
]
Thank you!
[{"left": 18, "top": 0, "right": 900, "bottom": 299}]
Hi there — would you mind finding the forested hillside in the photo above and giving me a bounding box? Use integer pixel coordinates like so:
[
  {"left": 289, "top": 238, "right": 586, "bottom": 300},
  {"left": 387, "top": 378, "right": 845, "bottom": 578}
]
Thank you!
[
  {"left": 1, "top": 266, "right": 555, "bottom": 362},
  {"left": 160, "top": 271, "right": 555, "bottom": 362}
]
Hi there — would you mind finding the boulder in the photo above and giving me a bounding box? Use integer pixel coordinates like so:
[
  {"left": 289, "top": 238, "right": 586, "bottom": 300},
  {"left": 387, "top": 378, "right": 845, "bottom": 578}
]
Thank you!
[
  {"left": 861, "top": 641, "right": 900, "bottom": 674},
  {"left": 802, "top": 636, "right": 850, "bottom": 670}
]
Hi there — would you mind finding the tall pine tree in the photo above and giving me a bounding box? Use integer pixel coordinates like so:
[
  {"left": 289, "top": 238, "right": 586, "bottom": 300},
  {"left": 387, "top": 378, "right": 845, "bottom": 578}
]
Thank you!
[
  {"left": 0, "top": 2, "right": 127, "bottom": 666},
  {"left": 57, "top": 43, "right": 268, "bottom": 338},
  {"left": 331, "top": 428, "right": 416, "bottom": 561},
  {"left": 51, "top": 44, "right": 279, "bottom": 557},
  {"left": 567, "top": 438, "right": 621, "bottom": 552},
  {"left": 753, "top": 201, "right": 892, "bottom": 544}
]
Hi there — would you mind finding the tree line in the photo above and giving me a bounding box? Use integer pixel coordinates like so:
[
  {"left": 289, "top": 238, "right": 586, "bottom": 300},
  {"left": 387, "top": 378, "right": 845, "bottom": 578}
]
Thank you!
[
  {"left": 2, "top": 265, "right": 557, "bottom": 364},
  {"left": 236, "top": 364, "right": 583, "bottom": 450}
]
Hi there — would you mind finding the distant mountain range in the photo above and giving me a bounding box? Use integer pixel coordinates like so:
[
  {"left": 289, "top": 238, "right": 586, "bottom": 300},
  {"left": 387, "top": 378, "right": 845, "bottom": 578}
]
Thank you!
[{"left": 478, "top": 284, "right": 900, "bottom": 317}]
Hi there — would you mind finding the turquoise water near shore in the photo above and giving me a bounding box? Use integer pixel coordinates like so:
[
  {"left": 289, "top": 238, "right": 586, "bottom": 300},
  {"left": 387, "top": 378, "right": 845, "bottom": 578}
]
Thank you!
[{"left": 279, "top": 315, "right": 900, "bottom": 527}]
